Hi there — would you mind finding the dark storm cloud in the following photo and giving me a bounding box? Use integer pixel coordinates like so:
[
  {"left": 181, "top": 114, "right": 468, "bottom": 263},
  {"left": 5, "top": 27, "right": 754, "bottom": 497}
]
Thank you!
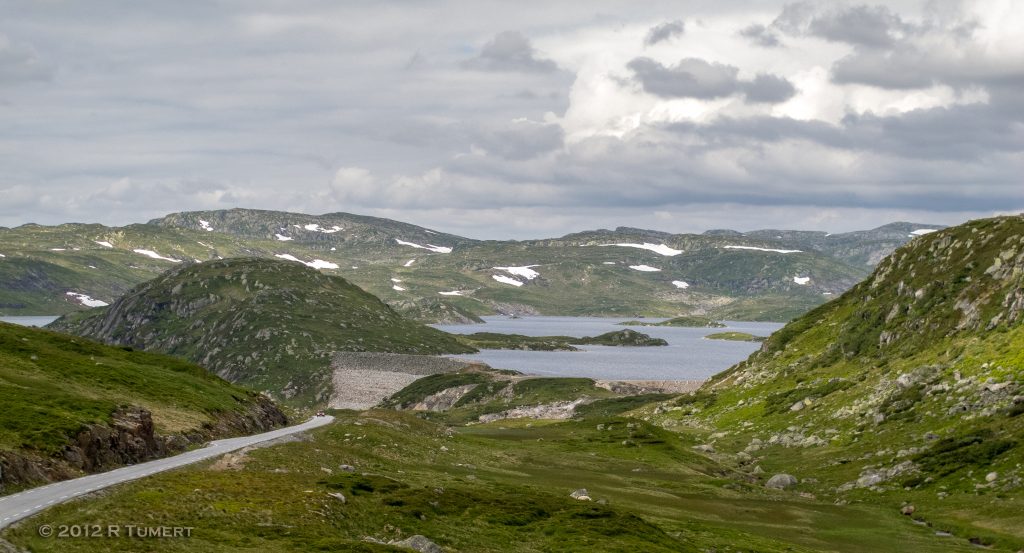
[
  {"left": 462, "top": 31, "right": 559, "bottom": 73},
  {"left": 644, "top": 20, "right": 685, "bottom": 46},
  {"left": 627, "top": 57, "right": 797, "bottom": 103}
]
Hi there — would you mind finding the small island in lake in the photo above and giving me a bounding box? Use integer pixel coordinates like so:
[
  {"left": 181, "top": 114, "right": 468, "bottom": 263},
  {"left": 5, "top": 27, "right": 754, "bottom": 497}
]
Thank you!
[
  {"left": 459, "top": 329, "right": 668, "bottom": 351},
  {"left": 703, "top": 331, "right": 766, "bottom": 342},
  {"left": 618, "top": 316, "right": 726, "bottom": 328}
]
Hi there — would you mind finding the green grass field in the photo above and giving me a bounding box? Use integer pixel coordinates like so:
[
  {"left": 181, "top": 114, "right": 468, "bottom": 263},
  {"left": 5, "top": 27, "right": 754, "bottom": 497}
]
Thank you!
[
  {"left": 2, "top": 410, "right": 989, "bottom": 552},
  {"left": 0, "top": 322, "right": 268, "bottom": 455}
]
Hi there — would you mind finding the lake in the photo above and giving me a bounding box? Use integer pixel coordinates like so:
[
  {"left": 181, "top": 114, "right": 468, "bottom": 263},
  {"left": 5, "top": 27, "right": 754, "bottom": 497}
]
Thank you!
[
  {"left": 1, "top": 316, "right": 60, "bottom": 327},
  {"left": 433, "top": 316, "right": 784, "bottom": 381}
]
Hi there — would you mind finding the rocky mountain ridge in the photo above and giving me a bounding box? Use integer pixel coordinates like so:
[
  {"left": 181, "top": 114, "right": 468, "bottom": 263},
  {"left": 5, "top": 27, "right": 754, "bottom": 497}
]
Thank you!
[{"left": 0, "top": 208, "right": 942, "bottom": 322}]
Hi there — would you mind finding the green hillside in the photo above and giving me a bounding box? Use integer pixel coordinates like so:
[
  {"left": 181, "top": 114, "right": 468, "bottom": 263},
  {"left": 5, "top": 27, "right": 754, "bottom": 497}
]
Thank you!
[
  {"left": 51, "top": 258, "right": 476, "bottom": 405},
  {"left": 0, "top": 209, "right": 937, "bottom": 323},
  {"left": 0, "top": 321, "right": 286, "bottom": 492},
  {"left": 644, "top": 216, "right": 1024, "bottom": 549},
  {"left": 4, "top": 406, "right": 990, "bottom": 551}
]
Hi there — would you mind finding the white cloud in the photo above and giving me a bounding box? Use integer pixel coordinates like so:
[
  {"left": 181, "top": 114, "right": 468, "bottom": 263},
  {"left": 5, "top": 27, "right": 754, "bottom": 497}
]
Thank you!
[{"left": 0, "top": 1, "right": 1019, "bottom": 239}]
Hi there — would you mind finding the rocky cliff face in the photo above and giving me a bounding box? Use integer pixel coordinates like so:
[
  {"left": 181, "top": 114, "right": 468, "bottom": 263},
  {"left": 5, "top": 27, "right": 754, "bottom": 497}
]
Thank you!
[{"left": 0, "top": 398, "right": 286, "bottom": 493}]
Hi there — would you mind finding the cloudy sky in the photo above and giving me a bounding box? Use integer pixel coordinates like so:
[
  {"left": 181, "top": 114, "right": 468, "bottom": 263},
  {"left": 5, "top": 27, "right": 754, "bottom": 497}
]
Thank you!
[{"left": 1, "top": 1, "right": 1021, "bottom": 238}]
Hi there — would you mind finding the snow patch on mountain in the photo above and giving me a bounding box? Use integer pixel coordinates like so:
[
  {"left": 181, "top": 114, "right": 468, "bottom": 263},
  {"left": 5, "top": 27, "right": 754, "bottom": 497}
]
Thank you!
[
  {"left": 439, "top": 291, "right": 464, "bottom": 296},
  {"left": 274, "top": 254, "right": 339, "bottom": 270},
  {"left": 134, "top": 249, "right": 182, "bottom": 263},
  {"left": 199, "top": 219, "right": 213, "bottom": 231},
  {"left": 404, "top": 259, "right": 416, "bottom": 267},
  {"left": 492, "top": 275, "right": 524, "bottom": 287},
  {"left": 301, "top": 223, "right": 343, "bottom": 233},
  {"left": 909, "top": 228, "right": 937, "bottom": 236},
  {"left": 723, "top": 245, "right": 802, "bottom": 254},
  {"left": 95, "top": 241, "right": 114, "bottom": 248},
  {"left": 793, "top": 276, "right": 811, "bottom": 285},
  {"left": 600, "top": 243, "right": 683, "bottom": 256},
  {"left": 65, "top": 292, "right": 109, "bottom": 307},
  {"left": 275, "top": 234, "right": 293, "bottom": 241},
  {"left": 395, "top": 239, "right": 452, "bottom": 253},
  {"left": 493, "top": 265, "right": 540, "bottom": 280},
  {"left": 629, "top": 265, "right": 661, "bottom": 272},
  {"left": 672, "top": 280, "right": 690, "bottom": 289},
  {"left": 393, "top": 285, "right": 406, "bottom": 291}
]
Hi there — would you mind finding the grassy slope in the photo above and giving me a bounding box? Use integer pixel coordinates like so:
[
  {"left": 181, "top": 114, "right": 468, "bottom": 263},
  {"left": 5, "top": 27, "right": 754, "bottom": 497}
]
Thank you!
[
  {"left": 2, "top": 410, "right": 987, "bottom": 552},
  {"left": 52, "top": 258, "right": 475, "bottom": 405},
  {"left": 641, "top": 216, "right": 1024, "bottom": 550},
  {"left": 0, "top": 321, "right": 266, "bottom": 455}
]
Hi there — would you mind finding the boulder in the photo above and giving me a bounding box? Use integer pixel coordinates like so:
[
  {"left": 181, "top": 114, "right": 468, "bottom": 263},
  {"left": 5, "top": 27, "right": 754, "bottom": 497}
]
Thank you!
[
  {"left": 765, "top": 474, "right": 798, "bottom": 490},
  {"left": 901, "top": 504, "right": 915, "bottom": 516},
  {"left": 392, "top": 535, "right": 443, "bottom": 553},
  {"left": 570, "top": 488, "right": 592, "bottom": 501},
  {"left": 856, "top": 473, "right": 885, "bottom": 488}
]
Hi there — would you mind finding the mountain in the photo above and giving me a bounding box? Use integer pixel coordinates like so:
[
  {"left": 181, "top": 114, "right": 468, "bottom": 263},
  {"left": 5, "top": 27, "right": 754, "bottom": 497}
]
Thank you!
[
  {"left": 1, "top": 208, "right": 935, "bottom": 322},
  {"left": 0, "top": 321, "right": 286, "bottom": 493},
  {"left": 655, "top": 215, "right": 1024, "bottom": 548},
  {"left": 721, "top": 221, "right": 946, "bottom": 267},
  {"left": 51, "top": 258, "right": 476, "bottom": 405}
]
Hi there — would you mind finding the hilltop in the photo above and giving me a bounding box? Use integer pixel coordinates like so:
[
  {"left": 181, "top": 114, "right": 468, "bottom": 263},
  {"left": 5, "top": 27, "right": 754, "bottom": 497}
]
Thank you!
[
  {"left": 51, "top": 258, "right": 476, "bottom": 405},
  {"left": 644, "top": 215, "right": 1024, "bottom": 549},
  {"left": 0, "top": 208, "right": 940, "bottom": 322},
  {"left": 0, "top": 322, "right": 286, "bottom": 494}
]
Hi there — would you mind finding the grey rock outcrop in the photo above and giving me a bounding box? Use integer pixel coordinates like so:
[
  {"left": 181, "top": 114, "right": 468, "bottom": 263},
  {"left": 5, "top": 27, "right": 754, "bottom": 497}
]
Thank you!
[
  {"left": 392, "top": 535, "right": 443, "bottom": 553},
  {"left": 765, "top": 474, "right": 798, "bottom": 490}
]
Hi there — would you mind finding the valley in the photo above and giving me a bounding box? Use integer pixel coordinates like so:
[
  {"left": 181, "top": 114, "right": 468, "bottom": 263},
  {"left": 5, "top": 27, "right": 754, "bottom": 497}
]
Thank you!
[
  {"left": 5, "top": 1, "right": 1019, "bottom": 549},
  {"left": 1, "top": 216, "right": 1021, "bottom": 553}
]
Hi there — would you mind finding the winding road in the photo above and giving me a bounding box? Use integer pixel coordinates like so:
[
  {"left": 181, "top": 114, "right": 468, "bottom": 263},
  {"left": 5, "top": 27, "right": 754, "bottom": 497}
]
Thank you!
[{"left": 0, "top": 415, "right": 334, "bottom": 530}]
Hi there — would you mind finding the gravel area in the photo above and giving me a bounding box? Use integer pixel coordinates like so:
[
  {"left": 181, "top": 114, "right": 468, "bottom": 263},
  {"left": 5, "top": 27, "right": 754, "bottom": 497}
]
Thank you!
[
  {"left": 329, "top": 353, "right": 474, "bottom": 409},
  {"left": 594, "top": 379, "right": 705, "bottom": 394}
]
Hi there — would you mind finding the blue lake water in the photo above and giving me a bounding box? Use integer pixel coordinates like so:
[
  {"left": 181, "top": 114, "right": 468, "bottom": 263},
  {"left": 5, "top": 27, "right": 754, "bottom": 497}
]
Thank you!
[
  {"left": 433, "top": 316, "right": 784, "bottom": 381},
  {"left": 1, "top": 316, "right": 60, "bottom": 327}
]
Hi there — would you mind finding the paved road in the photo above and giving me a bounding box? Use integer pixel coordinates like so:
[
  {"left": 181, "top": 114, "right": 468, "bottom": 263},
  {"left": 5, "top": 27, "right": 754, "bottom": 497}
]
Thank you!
[{"left": 0, "top": 415, "right": 334, "bottom": 530}]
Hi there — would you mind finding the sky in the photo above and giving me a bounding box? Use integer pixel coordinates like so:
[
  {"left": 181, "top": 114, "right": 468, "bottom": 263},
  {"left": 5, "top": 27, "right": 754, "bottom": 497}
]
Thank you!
[{"left": 1, "top": 0, "right": 1022, "bottom": 239}]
